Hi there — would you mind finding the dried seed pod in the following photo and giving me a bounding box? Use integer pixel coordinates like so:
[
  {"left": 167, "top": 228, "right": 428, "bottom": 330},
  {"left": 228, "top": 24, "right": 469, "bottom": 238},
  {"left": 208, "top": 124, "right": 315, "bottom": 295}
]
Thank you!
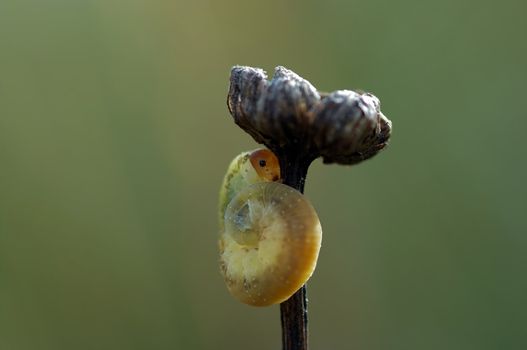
[
  {"left": 218, "top": 149, "right": 322, "bottom": 306},
  {"left": 227, "top": 67, "right": 269, "bottom": 145},
  {"left": 312, "top": 90, "right": 392, "bottom": 165},
  {"left": 227, "top": 66, "right": 392, "bottom": 166},
  {"left": 228, "top": 66, "right": 320, "bottom": 154}
]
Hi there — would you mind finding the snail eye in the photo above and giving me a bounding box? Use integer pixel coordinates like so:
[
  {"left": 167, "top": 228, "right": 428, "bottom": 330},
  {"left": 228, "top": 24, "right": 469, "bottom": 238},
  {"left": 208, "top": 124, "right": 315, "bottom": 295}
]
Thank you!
[{"left": 250, "top": 149, "right": 280, "bottom": 182}]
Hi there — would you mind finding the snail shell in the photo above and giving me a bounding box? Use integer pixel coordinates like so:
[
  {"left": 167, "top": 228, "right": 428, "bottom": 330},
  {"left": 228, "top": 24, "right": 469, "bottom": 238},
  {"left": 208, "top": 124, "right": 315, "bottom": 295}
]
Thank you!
[{"left": 219, "top": 149, "right": 322, "bottom": 306}]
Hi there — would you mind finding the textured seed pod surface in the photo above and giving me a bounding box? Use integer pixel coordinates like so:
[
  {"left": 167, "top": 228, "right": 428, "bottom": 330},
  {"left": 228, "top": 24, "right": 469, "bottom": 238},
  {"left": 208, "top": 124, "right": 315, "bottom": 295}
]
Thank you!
[{"left": 227, "top": 66, "right": 392, "bottom": 165}]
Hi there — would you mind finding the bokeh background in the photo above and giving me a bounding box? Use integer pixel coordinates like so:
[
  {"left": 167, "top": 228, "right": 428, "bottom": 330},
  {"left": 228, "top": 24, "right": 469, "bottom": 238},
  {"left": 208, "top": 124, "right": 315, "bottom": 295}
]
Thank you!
[{"left": 1, "top": 0, "right": 526, "bottom": 349}]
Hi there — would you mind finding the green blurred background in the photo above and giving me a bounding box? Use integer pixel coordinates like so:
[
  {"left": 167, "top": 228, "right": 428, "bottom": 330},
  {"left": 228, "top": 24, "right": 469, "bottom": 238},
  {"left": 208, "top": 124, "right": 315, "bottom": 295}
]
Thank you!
[{"left": 1, "top": 0, "right": 526, "bottom": 349}]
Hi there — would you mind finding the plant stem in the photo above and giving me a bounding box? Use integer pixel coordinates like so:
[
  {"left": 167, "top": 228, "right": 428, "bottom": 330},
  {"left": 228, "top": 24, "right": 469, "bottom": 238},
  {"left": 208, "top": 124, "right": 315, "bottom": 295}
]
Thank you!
[
  {"left": 276, "top": 150, "right": 314, "bottom": 350},
  {"left": 280, "top": 286, "right": 308, "bottom": 350}
]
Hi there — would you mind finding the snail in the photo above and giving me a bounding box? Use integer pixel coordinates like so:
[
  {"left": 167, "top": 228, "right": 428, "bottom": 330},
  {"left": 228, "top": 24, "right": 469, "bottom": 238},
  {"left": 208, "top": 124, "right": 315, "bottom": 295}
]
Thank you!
[{"left": 218, "top": 148, "right": 322, "bottom": 306}]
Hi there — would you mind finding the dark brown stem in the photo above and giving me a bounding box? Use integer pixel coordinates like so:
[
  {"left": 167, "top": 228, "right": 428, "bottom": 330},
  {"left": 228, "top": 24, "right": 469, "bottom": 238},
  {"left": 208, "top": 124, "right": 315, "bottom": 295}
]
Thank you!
[
  {"left": 276, "top": 150, "right": 315, "bottom": 350},
  {"left": 280, "top": 286, "right": 309, "bottom": 350}
]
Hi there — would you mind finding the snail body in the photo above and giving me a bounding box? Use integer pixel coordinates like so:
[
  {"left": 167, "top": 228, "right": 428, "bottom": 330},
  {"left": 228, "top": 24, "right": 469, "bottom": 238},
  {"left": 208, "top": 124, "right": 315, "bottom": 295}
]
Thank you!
[{"left": 219, "top": 149, "right": 322, "bottom": 306}]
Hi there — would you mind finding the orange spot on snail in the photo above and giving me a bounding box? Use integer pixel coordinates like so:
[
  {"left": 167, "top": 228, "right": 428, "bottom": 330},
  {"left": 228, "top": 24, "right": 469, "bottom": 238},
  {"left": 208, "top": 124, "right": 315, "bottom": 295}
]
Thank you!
[{"left": 249, "top": 149, "right": 280, "bottom": 182}]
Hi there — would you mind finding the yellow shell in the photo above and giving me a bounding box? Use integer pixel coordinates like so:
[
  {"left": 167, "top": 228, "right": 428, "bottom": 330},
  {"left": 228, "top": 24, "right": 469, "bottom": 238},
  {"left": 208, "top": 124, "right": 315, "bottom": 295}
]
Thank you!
[{"left": 218, "top": 149, "right": 322, "bottom": 306}]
